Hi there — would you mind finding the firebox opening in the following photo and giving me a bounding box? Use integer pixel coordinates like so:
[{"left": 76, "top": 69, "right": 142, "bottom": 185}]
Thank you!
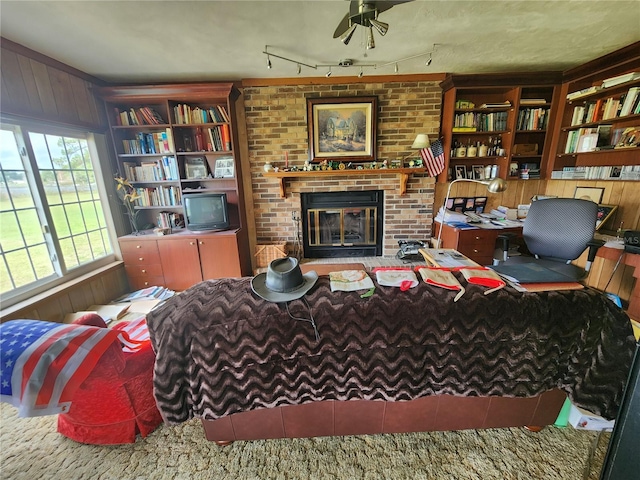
[{"left": 301, "top": 190, "right": 383, "bottom": 258}]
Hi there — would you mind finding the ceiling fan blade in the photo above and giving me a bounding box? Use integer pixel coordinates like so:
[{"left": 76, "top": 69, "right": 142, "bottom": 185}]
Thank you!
[
  {"left": 333, "top": 12, "right": 351, "bottom": 38},
  {"left": 333, "top": 0, "right": 361, "bottom": 38}
]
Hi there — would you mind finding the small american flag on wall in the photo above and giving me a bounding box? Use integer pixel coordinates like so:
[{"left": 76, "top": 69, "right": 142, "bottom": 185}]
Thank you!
[{"left": 420, "top": 139, "right": 446, "bottom": 177}]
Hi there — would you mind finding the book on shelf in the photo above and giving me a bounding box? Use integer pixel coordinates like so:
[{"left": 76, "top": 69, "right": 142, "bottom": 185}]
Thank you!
[
  {"left": 620, "top": 86, "right": 640, "bottom": 116},
  {"left": 114, "top": 106, "right": 164, "bottom": 126},
  {"left": 601, "top": 71, "right": 640, "bottom": 88},
  {"left": 566, "top": 85, "right": 602, "bottom": 101},
  {"left": 596, "top": 125, "right": 613, "bottom": 150},
  {"left": 479, "top": 101, "right": 511, "bottom": 108},
  {"left": 519, "top": 98, "right": 547, "bottom": 105}
]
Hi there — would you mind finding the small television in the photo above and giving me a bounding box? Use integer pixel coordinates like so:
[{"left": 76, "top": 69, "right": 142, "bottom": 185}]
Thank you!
[{"left": 184, "top": 192, "right": 230, "bottom": 232}]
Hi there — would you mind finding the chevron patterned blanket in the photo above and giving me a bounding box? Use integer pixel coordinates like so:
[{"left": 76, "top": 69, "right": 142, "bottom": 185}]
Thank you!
[{"left": 147, "top": 276, "right": 635, "bottom": 425}]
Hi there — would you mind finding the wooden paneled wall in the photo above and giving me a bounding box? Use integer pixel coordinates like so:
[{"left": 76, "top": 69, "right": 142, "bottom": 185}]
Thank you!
[
  {"left": 0, "top": 37, "right": 106, "bottom": 129},
  {"left": 1, "top": 264, "right": 130, "bottom": 323}
]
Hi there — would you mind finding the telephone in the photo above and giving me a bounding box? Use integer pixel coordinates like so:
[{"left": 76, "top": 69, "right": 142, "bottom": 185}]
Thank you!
[{"left": 397, "top": 240, "right": 428, "bottom": 259}]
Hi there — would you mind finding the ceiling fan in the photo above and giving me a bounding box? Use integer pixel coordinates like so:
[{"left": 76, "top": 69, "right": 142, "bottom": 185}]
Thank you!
[{"left": 333, "top": 0, "right": 414, "bottom": 49}]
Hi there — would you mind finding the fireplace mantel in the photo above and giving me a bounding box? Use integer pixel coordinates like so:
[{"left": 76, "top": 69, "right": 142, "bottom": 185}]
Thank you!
[{"left": 263, "top": 167, "right": 428, "bottom": 198}]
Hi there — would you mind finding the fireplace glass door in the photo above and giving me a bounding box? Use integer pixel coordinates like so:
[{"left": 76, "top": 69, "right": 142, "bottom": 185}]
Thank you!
[{"left": 307, "top": 207, "right": 377, "bottom": 247}]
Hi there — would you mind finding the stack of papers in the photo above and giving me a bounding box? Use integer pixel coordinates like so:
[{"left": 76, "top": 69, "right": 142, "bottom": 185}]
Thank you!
[
  {"left": 329, "top": 270, "right": 375, "bottom": 292},
  {"left": 435, "top": 207, "right": 468, "bottom": 224}
]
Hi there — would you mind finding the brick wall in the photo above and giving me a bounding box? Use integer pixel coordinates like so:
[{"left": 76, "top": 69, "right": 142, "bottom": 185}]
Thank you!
[{"left": 243, "top": 81, "right": 442, "bottom": 257}]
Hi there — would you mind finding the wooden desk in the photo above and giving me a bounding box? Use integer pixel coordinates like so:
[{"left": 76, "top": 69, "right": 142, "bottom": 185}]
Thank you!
[
  {"left": 433, "top": 221, "right": 523, "bottom": 266},
  {"left": 597, "top": 246, "right": 640, "bottom": 320}
]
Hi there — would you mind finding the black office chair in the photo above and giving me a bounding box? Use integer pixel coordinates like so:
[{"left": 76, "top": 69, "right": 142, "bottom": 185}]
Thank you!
[{"left": 493, "top": 198, "right": 604, "bottom": 281}]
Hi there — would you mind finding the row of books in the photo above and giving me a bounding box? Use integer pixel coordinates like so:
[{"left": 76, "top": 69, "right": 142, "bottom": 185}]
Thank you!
[
  {"left": 115, "top": 107, "right": 165, "bottom": 126},
  {"left": 122, "top": 129, "right": 174, "bottom": 155},
  {"left": 134, "top": 185, "right": 182, "bottom": 207},
  {"left": 123, "top": 156, "right": 179, "bottom": 182},
  {"left": 173, "top": 104, "right": 230, "bottom": 125},
  {"left": 564, "top": 125, "right": 634, "bottom": 153},
  {"left": 453, "top": 111, "right": 508, "bottom": 132},
  {"left": 551, "top": 165, "right": 640, "bottom": 180},
  {"left": 516, "top": 107, "right": 549, "bottom": 131},
  {"left": 569, "top": 86, "right": 640, "bottom": 125},
  {"left": 188, "top": 125, "right": 231, "bottom": 152}
]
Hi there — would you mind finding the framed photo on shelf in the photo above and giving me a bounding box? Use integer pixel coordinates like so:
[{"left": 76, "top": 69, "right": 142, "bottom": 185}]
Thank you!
[
  {"left": 472, "top": 165, "right": 484, "bottom": 180},
  {"left": 454, "top": 165, "right": 467, "bottom": 180},
  {"left": 214, "top": 156, "right": 234, "bottom": 178},
  {"left": 596, "top": 204, "right": 617, "bottom": 231},
  {"left": 574, "top": 186, "right": 604, "bottom": 204},
  {"left": 307, "top": 96, "right": 377, "bottom": 163},
  {"left": 185, "top": 157, "right": 208, "bottom": 179}
]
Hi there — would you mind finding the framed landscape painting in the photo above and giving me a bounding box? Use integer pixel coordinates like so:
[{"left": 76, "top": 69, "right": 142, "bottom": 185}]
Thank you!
[{"left": 307, "top": 96, "right": 377, "bottom": 163}]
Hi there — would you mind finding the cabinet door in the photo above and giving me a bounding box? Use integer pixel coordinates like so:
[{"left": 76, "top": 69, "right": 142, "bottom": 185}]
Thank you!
[
  {"left": 198, "top": 233, "right": 242, "bottom": 279},
  {"left": 157, "top": 238, "right": 202, "bottom": 290}
]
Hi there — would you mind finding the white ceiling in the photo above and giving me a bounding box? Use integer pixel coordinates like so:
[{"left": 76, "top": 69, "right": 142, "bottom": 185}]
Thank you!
[{"left": 1, "top": 0, "right": 639, "bottom": 84}]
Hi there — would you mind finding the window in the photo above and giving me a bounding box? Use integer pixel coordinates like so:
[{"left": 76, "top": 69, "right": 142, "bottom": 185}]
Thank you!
[{"left": 0, "top": 122, "right": 115, "bottom": 305}]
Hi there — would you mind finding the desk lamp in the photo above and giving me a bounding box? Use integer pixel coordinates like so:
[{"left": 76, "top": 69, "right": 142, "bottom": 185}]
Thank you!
[{"left": 436, "top": 177, "right": 508, "bottom": 248}]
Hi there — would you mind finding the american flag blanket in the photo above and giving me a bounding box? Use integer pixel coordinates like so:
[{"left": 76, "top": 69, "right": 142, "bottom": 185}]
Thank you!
[{"left": 0, "top": 319, "right": 150, "bottom": 417}]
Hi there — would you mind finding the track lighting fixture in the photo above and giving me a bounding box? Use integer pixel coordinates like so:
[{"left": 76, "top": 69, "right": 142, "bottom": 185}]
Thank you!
[
  {"left": 369, "top": 18, "right": 388, "bottom": 36},
  {"left": 366, "top": 27, "right": 375, "bottom": 50},
  {"left": 340, "top": 23, "right": 358, "bottom": 45},
  {"left": 261, "top": 44, "right": 438, "bottom": 78}
]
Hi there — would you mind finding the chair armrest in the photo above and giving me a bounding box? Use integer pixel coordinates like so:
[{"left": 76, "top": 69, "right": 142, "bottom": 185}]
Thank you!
[
  {"left": 495, "top": 232, "right": 518, "bottom": 263},
  {"left": 585, "top": 238, "right": 606, "bottom": 272}
]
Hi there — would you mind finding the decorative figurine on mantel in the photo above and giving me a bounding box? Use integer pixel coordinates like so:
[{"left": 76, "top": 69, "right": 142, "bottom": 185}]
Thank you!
[
  {"left": 303, "top": 160, "right": 312, "bottom": 171},
  {"left": 264, "top": 162, "right": 273, "bottom": 173},
  {"left": 381, "top": 160, "right": 388, "bottom": 169}
]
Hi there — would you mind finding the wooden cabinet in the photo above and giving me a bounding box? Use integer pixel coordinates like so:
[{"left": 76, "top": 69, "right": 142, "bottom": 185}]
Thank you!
[
  {"left": 434, "top": 221, "right": 522, "bottom": 266},
  {"left": 547, "top": 43, "right": 640, "bottom": 180},
  {"left": 438, "top": 73, "right": 561, "bottom": 184},
  {"left": 118, "top": 229, "right": 249, "bottom": 291},
  {"left": 119, "top": 240, "right": 165, "bottom": 290}
]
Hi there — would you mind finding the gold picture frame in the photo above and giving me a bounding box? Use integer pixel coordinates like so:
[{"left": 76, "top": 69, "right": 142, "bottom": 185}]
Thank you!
[{"left": 307, "top": 96, "right": 377, "bottom": 163}]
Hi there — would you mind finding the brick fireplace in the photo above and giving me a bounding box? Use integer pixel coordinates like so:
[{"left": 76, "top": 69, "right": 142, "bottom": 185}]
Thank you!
[{"left": 242, "top": 80, "right": 442, "bottom": 258}]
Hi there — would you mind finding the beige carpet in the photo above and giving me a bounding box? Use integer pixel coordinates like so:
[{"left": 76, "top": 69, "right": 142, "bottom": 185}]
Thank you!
[{"left": 0, "top": 403, "right": 609, "bottom": 480}]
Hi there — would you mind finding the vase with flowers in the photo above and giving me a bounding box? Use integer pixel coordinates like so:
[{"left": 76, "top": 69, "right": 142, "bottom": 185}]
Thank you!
[{"left": 114, "top": 175, "right": 142, "bottom": 235}]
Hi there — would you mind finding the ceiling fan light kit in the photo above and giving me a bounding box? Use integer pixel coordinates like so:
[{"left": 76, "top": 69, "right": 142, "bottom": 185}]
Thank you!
[{"left": 262, "top": 2, "right": 436, "bottom": 77}]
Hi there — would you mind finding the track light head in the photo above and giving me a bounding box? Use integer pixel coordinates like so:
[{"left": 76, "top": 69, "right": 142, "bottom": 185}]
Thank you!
[
  {"left": 366, "top": 27, "right": 375, "bottom": 50},
  {"left": 297, "top": 63, "right": 301, "bottom": 75},
  {"left": 326, "top": 67, "right": 332, "bottom": 78},
  {"left": 394, "top": 63, "right": 398, "bottom": 74},
  {"left": 369, "top": 18, "right": 388, "bottom": 36},
  {"left": 426, "top": 53, "right": 432, "bottom": 66},
  {"left": 340, "top": 23, "right": 358, "bottom": 45},
  {"left": 358, "top": 67, "right": 363, "bottom": 78},
  {"left": 267, "top": 56, "right": 272, "bottom": 69}
]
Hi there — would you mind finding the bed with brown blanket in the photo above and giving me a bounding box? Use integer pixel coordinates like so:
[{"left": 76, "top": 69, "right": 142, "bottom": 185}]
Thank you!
[{"left": 147, "top": 275, "right": 635, "bottom": 443}]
